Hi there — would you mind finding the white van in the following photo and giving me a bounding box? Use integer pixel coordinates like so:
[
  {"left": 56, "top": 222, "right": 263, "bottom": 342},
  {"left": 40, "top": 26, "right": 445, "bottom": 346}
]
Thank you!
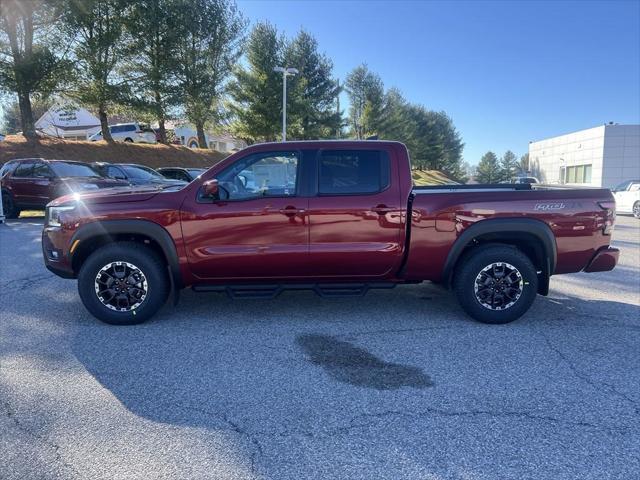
[{"left": 89, "top": 123, "right": 157, "bottom": 144}]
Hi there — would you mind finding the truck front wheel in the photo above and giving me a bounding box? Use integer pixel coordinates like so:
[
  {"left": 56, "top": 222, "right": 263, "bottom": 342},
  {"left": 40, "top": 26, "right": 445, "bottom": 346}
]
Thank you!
[
  {"left": 77, "top": 242, "right": 169, "bottom": 325},
  {"left": 453, "top": 244, "right": 538, "bottom": 324}
]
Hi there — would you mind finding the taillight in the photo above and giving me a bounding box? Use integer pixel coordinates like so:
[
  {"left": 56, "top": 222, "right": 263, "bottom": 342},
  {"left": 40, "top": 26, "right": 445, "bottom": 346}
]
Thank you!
[{"left": 598, "top": 201, "right": 615, "bottom": 235}]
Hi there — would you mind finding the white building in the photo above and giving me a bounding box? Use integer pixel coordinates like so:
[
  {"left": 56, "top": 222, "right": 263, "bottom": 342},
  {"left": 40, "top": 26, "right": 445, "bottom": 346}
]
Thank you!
[
  {"left": 528, "top": 124, "right": 640, "bottom": 188},
  {"left": 173, "top": 124, "right": 247, "bottom": 153},
  {"left": 35, "top": 103, "right": 101, "bottom": 140}
]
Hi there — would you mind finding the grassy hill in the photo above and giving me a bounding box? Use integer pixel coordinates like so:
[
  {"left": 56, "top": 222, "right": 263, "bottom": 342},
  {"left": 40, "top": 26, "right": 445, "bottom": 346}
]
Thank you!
[
  {"left": 0, "top": 135, "right": 228, "bottom": 169},
  {"left": 411, "top": 169, "right": 459, "bottom": 186}
]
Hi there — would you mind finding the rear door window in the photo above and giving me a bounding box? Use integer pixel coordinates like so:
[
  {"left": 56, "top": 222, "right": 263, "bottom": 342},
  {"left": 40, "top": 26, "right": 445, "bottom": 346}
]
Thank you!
[
  {"left": 32, "top": 163, "right": 54, "bottom": 178},
  {"left": 106, "top": 166, "right": 126, "bottom": 179},
  {"left": 318, "top": 150, "right": 389, "bottom": 195},
  {"left": 13, "top": 162, "right": 35, "bottom": 177}
]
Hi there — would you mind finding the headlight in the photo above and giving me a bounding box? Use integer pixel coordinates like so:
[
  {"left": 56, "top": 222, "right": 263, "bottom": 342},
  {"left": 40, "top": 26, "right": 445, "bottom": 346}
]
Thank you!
[{"left": 46, "top": 205, "right": 76, "bottom": 227}]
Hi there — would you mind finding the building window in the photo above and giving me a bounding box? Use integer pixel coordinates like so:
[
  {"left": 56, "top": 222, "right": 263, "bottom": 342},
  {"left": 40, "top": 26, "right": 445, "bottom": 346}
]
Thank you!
[{"left": 564, "top": 164, "right": 592, "bottom": 184}]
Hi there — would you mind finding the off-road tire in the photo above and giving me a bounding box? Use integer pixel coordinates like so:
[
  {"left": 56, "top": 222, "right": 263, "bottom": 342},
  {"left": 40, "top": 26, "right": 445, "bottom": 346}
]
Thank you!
[
  {"left": 2, "top": 190, "right": 20, "bottom": 219},
  {"left": 77, "top": 242, "right": 169, "bottom": 325},
  {"left": 453, "top": 244, "right": 538, "bottom": 324}
]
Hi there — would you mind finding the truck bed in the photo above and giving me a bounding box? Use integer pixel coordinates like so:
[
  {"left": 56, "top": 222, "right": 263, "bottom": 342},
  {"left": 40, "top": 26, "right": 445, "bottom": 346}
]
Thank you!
[{"left": 404, "top": 184, "right": 614, "bottom": 282}]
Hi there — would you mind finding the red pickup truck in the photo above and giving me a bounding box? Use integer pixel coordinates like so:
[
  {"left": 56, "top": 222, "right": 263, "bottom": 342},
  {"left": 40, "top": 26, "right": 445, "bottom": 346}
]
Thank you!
[{"left": 42, "top": 141, "right": 619, "bottom": 325}]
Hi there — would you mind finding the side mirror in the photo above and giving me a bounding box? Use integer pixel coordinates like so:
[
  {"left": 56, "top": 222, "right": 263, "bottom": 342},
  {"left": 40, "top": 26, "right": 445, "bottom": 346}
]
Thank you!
[{"left": 202, "top": 178, "right": 219, "bottom": 198}]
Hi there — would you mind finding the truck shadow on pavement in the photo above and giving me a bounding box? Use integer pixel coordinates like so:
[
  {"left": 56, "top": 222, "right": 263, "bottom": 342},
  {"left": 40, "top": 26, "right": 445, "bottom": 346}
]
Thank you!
[
  {"left": 296, "top": 333, "right": 433, "bottom": 390},
  {"left": 65, "top": 289, "right": 640, "bottom": 429}
]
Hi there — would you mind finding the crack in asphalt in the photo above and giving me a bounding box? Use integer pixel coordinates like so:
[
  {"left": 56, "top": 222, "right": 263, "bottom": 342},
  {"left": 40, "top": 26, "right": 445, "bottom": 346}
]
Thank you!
[
  {"left": 0, "top": 391, "right": 79, "bottom": 479},
  {"left": 174, "top": 403, "right": 264, "bottom": 478},
  {"left": 537, "top": 329, "right": 640, "bottom": 416},
  {"left": 0, "top": 273, "right": 54, "bottom": 296}
]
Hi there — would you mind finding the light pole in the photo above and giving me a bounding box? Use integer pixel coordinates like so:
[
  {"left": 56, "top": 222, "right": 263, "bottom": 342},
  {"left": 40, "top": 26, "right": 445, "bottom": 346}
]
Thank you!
[{"left": 274, "top": 66, "right": 298, "bottom": 141}]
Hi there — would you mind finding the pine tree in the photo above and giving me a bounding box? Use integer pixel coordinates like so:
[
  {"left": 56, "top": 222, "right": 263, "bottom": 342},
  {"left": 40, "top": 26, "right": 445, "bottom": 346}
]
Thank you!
[
  {"left": 345, "top": 64, "right": 383, "bottom": 139},
  {"left": 476, "top": 151, "right": 502, "bottom": 183},
  {"left": 228, "top": 22, "right": 283, "bottom": 142},
  {"left": 500, "top": 150, "right": 519, "bottom": 182},
  {"left": 63, "top": 0, "right": 130, "bottom": 142},
  {"left": 519, "top": 153, "right": 530, "bottom": 174},
  {"left": 123, "top": 0, "right": 182, "bottom": 143},
  {"left": 284, "top": 30, "right": 340, "bottom": 139},
  {"left": 174, "top": 0, "right": 245, "bottom": 148}
]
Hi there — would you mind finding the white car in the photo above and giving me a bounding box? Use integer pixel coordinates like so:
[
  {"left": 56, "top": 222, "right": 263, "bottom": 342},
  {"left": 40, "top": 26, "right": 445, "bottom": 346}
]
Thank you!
[
  {"left": 613, "top": 180, "right": 640, "bottom": 219},
  {"left": 89, "top": 123, "right": 157, "bottom": 144}
]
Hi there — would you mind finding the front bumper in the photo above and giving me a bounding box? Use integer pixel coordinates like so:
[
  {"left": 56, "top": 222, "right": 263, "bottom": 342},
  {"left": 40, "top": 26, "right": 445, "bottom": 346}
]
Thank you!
[
  {"left": 584, "top": 246, "right": 619, "bottom": 273},
  {"left": 42, "top": 227, "right": 76, "bottom": 279}
]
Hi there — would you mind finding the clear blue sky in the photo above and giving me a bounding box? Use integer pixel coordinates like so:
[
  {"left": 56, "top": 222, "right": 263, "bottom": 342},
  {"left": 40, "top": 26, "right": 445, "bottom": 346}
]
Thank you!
[{"left": 237, "top": 0, "right": 640, "bottom": 164}]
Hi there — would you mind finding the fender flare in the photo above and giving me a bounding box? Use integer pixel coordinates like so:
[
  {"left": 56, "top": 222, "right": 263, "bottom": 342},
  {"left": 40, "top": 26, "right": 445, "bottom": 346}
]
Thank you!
[
  {"left": 70, "top": 219, "right": 183, "bottom": 289},
  {"left": 442, "top": 218, "right": 557, "bottom": 293}
]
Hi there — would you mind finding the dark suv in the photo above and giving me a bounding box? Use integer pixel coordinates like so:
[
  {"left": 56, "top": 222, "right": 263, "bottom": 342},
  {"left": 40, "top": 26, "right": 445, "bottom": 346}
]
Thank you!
[
  {"left": 1, "top": 158, "right": 128, "bottom": 218},
  {"left": 92, "top": 162, "right": 188, "bottom": 187}
]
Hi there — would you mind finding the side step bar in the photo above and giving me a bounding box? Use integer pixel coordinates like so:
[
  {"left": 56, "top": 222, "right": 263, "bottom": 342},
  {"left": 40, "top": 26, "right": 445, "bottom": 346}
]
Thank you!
[{"left": 192, "top": 282, "right": 397, "bottom": 299}]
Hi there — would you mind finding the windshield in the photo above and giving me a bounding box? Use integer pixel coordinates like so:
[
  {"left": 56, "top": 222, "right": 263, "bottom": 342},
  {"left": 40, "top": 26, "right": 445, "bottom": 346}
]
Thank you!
[
  {"left": 613, "top": 180, "right": 639, "bottom": 191},
  {"left": 122, "top": 165, "right": 165, "bottom": 180},
  {"left": 50, "top": 162, "right": 100, "bottom": 178}
]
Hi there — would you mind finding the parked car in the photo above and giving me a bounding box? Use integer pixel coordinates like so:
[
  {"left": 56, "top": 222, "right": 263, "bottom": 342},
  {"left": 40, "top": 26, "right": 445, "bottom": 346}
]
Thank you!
[
  {"left": 157, "top": 167, "right": 206, "bottom": 183},
  {"left": 0, "top": 133, "right": 5, "bottom": 142},
  {"left": 89, "top": 123, "right": 157, "bottom": 144},
  {"left": 612, "top": 179, "right": 640, "bottom": 218},
  {"left": 512, "top": 176, "right": 539, "bottom": 184},
  {"left": 92, "top": 162, "right": 188, "bottom": 187},
  {"left": 1, "top": 158, "right": 128, "bottom": 218},
  {"left": 43, "top": 141, "right": 619, "bottom": 326}
]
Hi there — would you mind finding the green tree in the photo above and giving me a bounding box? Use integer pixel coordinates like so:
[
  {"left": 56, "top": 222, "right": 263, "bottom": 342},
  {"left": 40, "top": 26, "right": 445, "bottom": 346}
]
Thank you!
[
  {"left": 519, "top": 152, "right": 530, "bottom": 174},
  {"left": 0, "top": 96, "right": 52, "bottom": 133},
  {"left": 123, "top": 0, "right": 182, "bottom": 143},
  {"left": 476, "top": 151, "right": 502, "bottom": 183},
  {"left": 399, "top": 107, "right": 465, "bottom": 180},
  {"left": 63, "top": 0, "right": 130, "bottom": 142},
  {"left": 376, "top": 87, "right": 413, "bottom": 141},
  {"left": 284, "top": 30, "right": 340, "bottom": 139},
  {"left": 0, "top": 0, "right": 70, "bottom": 138},
  {"left": 500, "top": 150, "right": 519, "bottom": 181},
  {"left": 228, "top": 21, "right": 283, "bottom": 142},
  {"left": 174, "top": 0, "right": 245, "bottom": 148},
  {"left": 345, "top": 64, "right": 383, "bottom": 139}
]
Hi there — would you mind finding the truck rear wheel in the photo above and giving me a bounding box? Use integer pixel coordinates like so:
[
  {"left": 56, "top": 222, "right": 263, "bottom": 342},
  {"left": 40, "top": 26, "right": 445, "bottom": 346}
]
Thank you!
[
  {"left": 77, "top": 242, "right": 169, "bottom": 325},
  {"left": 453, "top": 244, "right": 538, "bottom": 324}
]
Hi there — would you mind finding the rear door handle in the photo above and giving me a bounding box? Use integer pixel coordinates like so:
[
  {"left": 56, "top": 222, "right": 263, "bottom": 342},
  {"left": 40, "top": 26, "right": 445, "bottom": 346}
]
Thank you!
[
  {"left": 372, "top": 205, "right": 394, "bottom": 214},
  {"left": 278, "top": 206, "right": 306, "bottom": 216}
]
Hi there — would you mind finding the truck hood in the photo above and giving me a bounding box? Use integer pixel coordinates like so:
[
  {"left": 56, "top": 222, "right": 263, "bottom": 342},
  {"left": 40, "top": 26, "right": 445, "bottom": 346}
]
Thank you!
[
  {"left": 48, "top": 185, "right": 164, "bottom": 207},
  {"left": 58, "top": 176, "right": 129, "bottom": 189}
]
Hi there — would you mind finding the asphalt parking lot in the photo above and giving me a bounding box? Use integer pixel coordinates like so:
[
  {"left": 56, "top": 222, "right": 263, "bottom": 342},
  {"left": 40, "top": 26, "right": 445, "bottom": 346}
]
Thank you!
[{"left": 1, "top": 215, "right": 639, "bottom": 480}]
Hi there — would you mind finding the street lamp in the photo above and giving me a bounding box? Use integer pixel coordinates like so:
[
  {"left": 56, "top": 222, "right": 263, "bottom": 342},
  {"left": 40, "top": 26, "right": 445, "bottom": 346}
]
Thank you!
[{"left": 274, "top": 66, "right": 298, "bottom": 141}]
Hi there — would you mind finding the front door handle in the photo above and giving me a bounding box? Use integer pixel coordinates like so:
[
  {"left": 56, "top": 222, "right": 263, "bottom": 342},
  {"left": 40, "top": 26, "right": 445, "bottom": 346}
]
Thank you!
[
  {"left": 371, "top": 204, "right": 394, "bottom": 215},
  {"left": 278, "top": 206, "right": 305, "bottom": 216}
]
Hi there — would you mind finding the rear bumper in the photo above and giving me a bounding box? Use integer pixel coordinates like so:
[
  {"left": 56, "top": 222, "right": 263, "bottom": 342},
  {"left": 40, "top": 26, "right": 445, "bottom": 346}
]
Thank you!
[{"left": 584, "top": 246, "right": 619, "bottom": 273}]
